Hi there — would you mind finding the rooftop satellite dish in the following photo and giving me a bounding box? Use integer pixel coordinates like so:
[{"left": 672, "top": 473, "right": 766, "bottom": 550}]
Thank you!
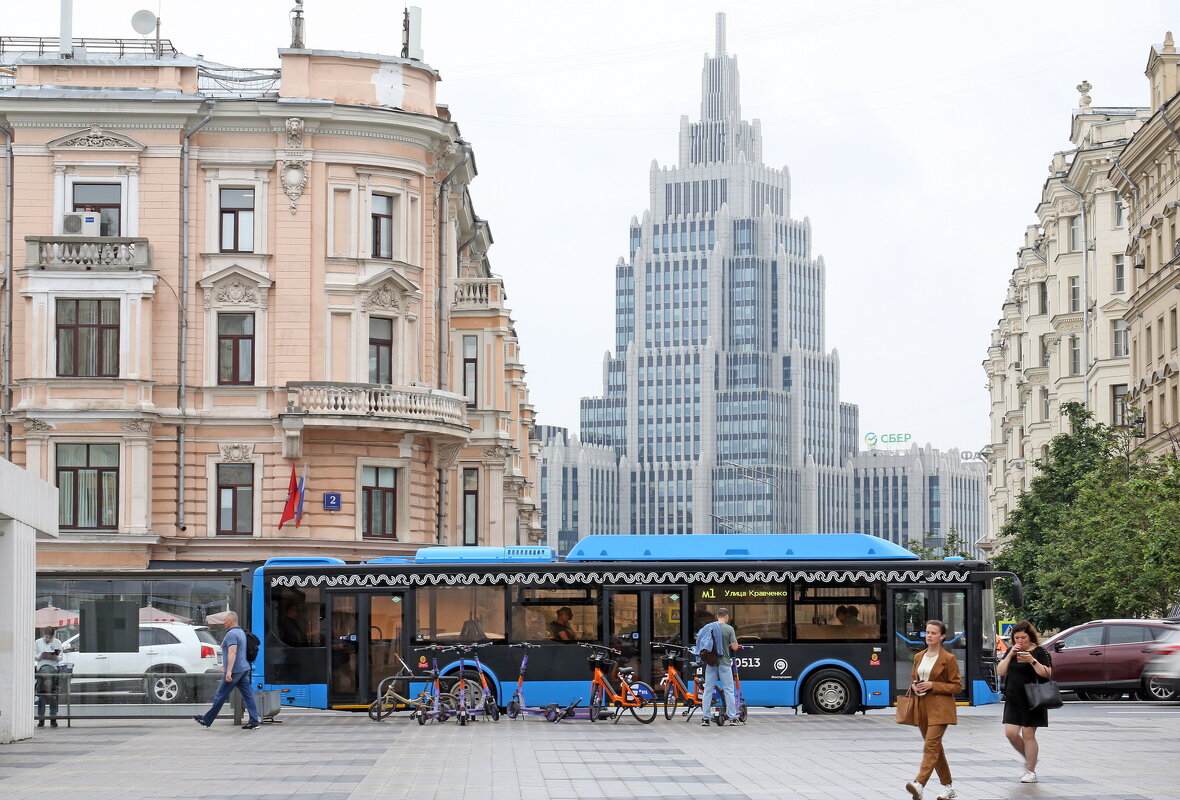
[{"left": 131, "top": 10, "right": 157, "bottom": 36}]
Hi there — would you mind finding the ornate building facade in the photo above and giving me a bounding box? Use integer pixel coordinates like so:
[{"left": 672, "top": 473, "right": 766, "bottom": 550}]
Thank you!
[{"left": 0, "top": 25, "right": 540, "bottom": 571}]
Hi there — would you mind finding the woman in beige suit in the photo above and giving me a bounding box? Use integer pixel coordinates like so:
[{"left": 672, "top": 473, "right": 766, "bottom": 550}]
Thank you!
[{"left": 905, "top": 620, "right": 962, "bottom": 800}]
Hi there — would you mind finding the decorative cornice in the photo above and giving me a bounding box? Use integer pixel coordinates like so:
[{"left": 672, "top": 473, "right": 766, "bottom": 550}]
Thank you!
[{"left": 219, "top": 442, "right": 255, "bottom": 463}]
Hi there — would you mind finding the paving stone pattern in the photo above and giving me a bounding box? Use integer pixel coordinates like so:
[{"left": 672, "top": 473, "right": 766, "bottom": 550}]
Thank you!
[{"left": 0, "top": 704, "right": 1176, "bottom": 799}]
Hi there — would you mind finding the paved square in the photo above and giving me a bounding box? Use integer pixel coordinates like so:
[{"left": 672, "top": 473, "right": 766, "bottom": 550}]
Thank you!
[{"left": 1, "top": 703, "right": 1176, "bottom": 799}]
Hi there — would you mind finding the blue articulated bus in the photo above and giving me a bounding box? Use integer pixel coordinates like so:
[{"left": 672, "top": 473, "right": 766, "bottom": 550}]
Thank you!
[{"left": 251, "top": 534, "right": 1020, "bottom": 714}]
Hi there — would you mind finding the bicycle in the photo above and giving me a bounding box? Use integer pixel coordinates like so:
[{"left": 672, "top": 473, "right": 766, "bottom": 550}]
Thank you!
[
  {"left": 579, "top": 643, "right": 657, "bottom": 724},
  {"left": 505, "top": 642, "right": 584, "bottom": 722},
  {"left": 707, "top": 645, "right": 751, "bottom": 725},
  {"left": 657, "top": 642, "right": 706, "bottom": 722},
  {"left": 369, "top": 652, "right": 440, "bottom": 721},
  {"left": 453, "top": 642, "right": 500, "bottom": 725}
]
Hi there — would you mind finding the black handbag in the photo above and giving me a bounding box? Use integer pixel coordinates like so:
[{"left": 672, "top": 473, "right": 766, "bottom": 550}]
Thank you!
[{"left": 1024, "top": 678, "right": 1063, "bottom": 710}]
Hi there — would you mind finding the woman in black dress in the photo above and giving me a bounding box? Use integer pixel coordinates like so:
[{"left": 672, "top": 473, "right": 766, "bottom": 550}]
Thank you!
[{"left": 997, "top": 620, "right": 1054, "bottom": 784}]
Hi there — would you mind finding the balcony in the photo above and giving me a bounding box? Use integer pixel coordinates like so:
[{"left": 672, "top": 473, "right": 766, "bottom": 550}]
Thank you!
[
  {"left": 452, "top": 277, "right": 506, "bottom": 311},
  {"left": 26, "top": 236, "right": 152, "bottom": 270},
  {"left": 281, "top": 382, "right": 471, "bottom": 451}
]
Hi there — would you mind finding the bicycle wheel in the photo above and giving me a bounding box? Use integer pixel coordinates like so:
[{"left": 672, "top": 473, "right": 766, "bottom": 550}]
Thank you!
[
  {"left": 369, "top": 697, "right": 395, "bottom": 721},
  {"left": 629, "top": 683, "right": 658, "bottom": 724},
  {"left": 589, "top": 683, "right": 605, "bottom": 722},
  {"left": 663, "top": 685, "right": 682, "bottom": 720},
  {"left": 485, "top": 698, "right": 500, "bottom": 721},
  {"left": 739, "top": 702, "right": 748, "bottom": 722},
  {"left": 506, "top": 698, "right": 520, "bottom": 719}
]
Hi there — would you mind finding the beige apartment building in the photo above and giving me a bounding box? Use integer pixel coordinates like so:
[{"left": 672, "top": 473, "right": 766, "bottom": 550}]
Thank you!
[
  {"left": 983, "top": 86, "right": 1145, "bottom": 548},
  {"left": 0, "top": 26, "right": 541, "bottom": 571},
  {"left": 1110, "top": 34, "right": 1180, "bottom": 456}
]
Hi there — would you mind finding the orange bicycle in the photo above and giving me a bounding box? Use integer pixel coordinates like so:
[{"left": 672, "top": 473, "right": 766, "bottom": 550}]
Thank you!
[
  {"left": 658, "top": 643, "right": 706, "bottom": 722},
  {"left": 580, "top": 643, "right": 657, "bottom": 724}
]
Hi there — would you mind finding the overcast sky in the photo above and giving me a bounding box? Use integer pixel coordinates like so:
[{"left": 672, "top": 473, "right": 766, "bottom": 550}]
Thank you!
[{"left": 7, "top": 1, "right": 1178, "bottom": 453}]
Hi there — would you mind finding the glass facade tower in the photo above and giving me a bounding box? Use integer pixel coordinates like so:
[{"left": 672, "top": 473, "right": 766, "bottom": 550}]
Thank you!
[{"left": 579, "top": 14, "right": 860, "bottom": 535}]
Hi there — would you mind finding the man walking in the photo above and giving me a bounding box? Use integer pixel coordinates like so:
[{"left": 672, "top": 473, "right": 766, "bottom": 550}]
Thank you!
[
  {"left": 698, "top": 607, "right": 743, "bottom": 726},
  {"left": 194, "top": 611, "right": 259, "bottom": 730}
]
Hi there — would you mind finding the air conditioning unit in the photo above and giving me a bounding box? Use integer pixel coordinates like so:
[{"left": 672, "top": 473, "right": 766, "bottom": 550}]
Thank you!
[{"left": 62, "top": 212, "right": 101, "bottom": 236}]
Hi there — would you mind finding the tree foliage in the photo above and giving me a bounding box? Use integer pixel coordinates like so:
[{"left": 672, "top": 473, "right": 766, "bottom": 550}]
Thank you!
[
  {"left": 993, "top": 401, "right": 1180, "bottom": 630},
  {"left": 907, "top": 527, "right": 972, "bottom": 560}
]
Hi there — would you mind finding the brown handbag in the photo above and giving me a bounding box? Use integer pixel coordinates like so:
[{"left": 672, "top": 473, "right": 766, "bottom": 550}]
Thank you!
[{"left": 895, "top": 686, "right": 919, "bottom": 726}]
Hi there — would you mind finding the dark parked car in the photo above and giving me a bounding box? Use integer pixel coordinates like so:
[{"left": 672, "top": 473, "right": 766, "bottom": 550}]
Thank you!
[{"left": 1041, "top": 619, "right": 1180, "bottom": 701}]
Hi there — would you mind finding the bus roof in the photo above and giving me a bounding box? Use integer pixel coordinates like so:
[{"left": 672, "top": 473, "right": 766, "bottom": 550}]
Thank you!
[{"left": 565, "top": 534, "right": 918, "bottom": 561}]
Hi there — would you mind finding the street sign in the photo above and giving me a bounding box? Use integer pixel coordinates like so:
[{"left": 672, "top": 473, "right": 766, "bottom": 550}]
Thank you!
[
  {"left": 999, "top": 621, "right": 1016, "bottom": 638},
  {"left": 323, "top": 492, "right": 342, "bottom": 511}
]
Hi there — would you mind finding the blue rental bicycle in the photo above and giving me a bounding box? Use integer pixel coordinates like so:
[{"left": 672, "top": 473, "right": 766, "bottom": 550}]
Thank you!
[{"left": 505, "top": 643, "right": 583, "bottom": 722}]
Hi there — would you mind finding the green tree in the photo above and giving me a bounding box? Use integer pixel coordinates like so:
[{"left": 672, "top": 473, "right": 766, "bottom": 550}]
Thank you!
[
  {"left": 906, "top": 526, "right": 972, "bottom": 560},
  {"left": 993, "top": 401, "right": 1180, "bottom": 630}
]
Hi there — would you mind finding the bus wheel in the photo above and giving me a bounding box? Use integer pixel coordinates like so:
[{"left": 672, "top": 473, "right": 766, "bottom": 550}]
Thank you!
[{"left": 802, "top": 669, "right": 858, "bottom": 715}]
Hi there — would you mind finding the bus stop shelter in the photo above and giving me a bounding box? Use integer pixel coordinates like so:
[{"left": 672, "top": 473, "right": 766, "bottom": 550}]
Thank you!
[{"left": 0, "top": 458, "right": 58, "bottom": 743}]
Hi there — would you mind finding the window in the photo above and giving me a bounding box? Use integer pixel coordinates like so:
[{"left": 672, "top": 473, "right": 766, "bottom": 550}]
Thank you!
[
  {"left": 217, "top": 313, "right": 254, "bottom": 385},
  {"left": 72, "top": 184, "right": 121, "bottom": 236},
  {"left": 509, "top": 587, "right": 599, "bottom": 643},
  {"left": 57, "top": 443, "right": 118, "bottom": 529},
  {"left": 56, "top": 299, "right": 119, "bottom": 377},
  {"left": 790, "top": 584, "right": 883, "bottom": 641},
  {"left": 1040, "top": 334, "right": 1050, "bottom": 367},
  {"left": 1112, "top": 384, "right": 1129, "bottom": 427},
  {"left": 1060, "top": 625, "right": 1104, "bottom": 649},
  {"left": 362, "top": 466, "right": 397, "bottom": 539},
  {"left": 414, "top": 586, "right": 505, "bottom": 642},
  {"left": 1147, "top": 324, "right": 1154, "bottom": 364},
  {"left": 1068, "top": 215, "right": 1082, "bottom": 252},
  {"left": 368, "top": 317, "right": 392, "bottom": 384},
  {"left": 1171, "top": 308, "right": 1177, "bottom": 352},
  {"left": 1107, "top": 625, "right": 1152, "bottom": 644},
  {"left": 1114, "top": 197, "right": 1125, "bottom": 228},
  {"left": 371, "top": 195, "right": 394, "bottom": 259},
  {"left": 1113, "top": 320, "right": 1129, "bottom": 359},
  {"left": 1070, "top": 335, "right": 1081, "bottom": 376},
  {"left": 218, "top": 189, "right": 255, "bottom": 253},
  {"left": 216, "top": 463, "right": 254, "bottom": 535},
  {"left": 1038, "top": 281, "right": 1048, "bottom": 315},
  {"left": 1041, "top": 388, "right": 1050, "bottom": 421},
  {"left": 462, "top": 335, "right": 478, "bottom": 407},
  {"left": 1069, "top": 277, "right": 1081, "bottom": 312},
  {"left": 462, "top": 468, "right": 479, "bottom": 546},
  {"left": 1113, "top": 255, "right": 1125, "bottom": 293}
]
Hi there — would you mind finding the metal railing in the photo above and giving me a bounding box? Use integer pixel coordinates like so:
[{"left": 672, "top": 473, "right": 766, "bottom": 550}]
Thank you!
[{"left": 0, "top": 36, "right": 179, "bottom": 58}]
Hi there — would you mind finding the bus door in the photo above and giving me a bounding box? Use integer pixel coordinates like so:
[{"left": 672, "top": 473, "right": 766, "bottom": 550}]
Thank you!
[
  {"left": 890, "top": 587, "right": 969, "bottom": 702},
  {"left": 604, "top": 588, "right": 686, "bottom": 691},
  {"left": 327, "top": 591, "right": 408, "bottom": 708}
]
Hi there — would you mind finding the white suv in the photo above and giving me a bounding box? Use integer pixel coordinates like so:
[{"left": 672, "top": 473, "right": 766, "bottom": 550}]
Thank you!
[{"left": 61, "top": 623, "right": 222, "bottom": 703}]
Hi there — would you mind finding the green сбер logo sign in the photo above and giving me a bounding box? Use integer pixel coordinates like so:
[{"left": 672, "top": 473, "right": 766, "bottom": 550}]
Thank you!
[{"left": 865, "top": 432, "right": 912, "bottom": 447}]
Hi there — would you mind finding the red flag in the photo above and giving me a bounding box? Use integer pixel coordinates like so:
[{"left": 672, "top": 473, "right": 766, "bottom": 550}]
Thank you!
[{"left": 278, "top": 465, "right": 299, "bottom": 529}]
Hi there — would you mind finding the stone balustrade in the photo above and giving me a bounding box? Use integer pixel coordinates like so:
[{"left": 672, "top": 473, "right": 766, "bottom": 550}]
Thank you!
[
  {"left": 26, "top": 236, "right": 152, "bottom": 270},
  {"left": 453, "top": 277, "right": 504, "bottom": 309},
  {"left": 286, "top": 382, "right": 468, "bottom": 426}
]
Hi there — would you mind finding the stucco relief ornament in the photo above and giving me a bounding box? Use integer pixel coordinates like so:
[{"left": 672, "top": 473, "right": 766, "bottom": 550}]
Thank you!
[
  {"left": 483, "top": 445, "right": 512, "bottom": 461},
  {"left": 280, "top": 160, "right": 309, "bottom": 214},
  {"left": 285, "top": 117, "right": 304, "bottom": 149},
  {"left": 215, "top": 279, "right": 258, "bottom": 306},
  {"left": 122, "top": 419, "right": 152, "bottom": 433},
  {"left": 22, "top": 418, "right": 51, "bottom": 433},
  {"left": 435, "top": 441, "right": 463, "bottom": 470},
  {"left": 59, "top": 124, "right": 135, "bottom": 148},
  {"left": 362, "top": 284, "right": 401, "bottom": 312},
  {"left": 220, "top": 443, "right": 255, "bottom": 462},
  {"left": 1077, "top": 80, "right": 1092, "bottom": 109}
]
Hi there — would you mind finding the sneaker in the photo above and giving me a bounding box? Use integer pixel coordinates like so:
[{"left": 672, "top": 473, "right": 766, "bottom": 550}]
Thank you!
[
  {"left": 193, "top": 715, "right": 211, "bottom": 728},
  {"left": 935, "top": 786, "right": 957, "bottom": 800},
  {"left": 37, "top": 721, "right": 45, "bottom": 728},
  {"left": 906, "top": 780, "right": 923, "bottom": 799},
  {"left": 1021, "top": 771, "right": 1038, "bottom": 783},
  {"left": 241, "top": 721, "right": 261, "bottom": 730},
  {"left": 50, "top": 720, "right": 58, "bottom": 728},
  {"left": 727, "top": 718, "right": 745, "bottom": 726},
  {"left": 700, "top": 719, "right": 710, "bottom": 726}
]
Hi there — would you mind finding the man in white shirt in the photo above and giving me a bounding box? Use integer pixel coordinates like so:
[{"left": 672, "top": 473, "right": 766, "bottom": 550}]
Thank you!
[{"left": 35, "top": 627, "right": 64, "bottom": 728}]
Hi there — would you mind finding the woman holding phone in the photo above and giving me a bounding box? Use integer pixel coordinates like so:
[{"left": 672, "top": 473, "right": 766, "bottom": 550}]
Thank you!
[
  {"left": 997, "top": 620, "right": 1053, "bottom": 784},
  {"left": 905, "top": 620, "right": 962, "bottom": 800}
]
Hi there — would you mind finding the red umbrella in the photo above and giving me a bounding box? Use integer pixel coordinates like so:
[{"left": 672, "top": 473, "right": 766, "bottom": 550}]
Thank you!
[
  {"left": 139, "top": 605, "right": 192, "bottom": 623},
  {"left": 34, "top": 605, "right": 79, "bottom": 628}
]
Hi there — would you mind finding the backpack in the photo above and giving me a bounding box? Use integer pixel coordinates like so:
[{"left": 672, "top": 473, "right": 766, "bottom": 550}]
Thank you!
[
  {"left": 695, "top": 621, "right": 722, "bottom": 667},
  {"left": 245, "top": 631, "right": 260, "bottom": 664}
]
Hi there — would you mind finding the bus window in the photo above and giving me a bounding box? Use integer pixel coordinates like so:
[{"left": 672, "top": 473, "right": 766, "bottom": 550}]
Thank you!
[
  {"left": 414, "top": 586, "right": 505, "bottom": 642},
  {"left": 693, "top": 584, "right": 790, "bottom": 642},
  {"left": 793, "top": 584, "right": 883, "bottom": 641},
  {"left": 270, "top": 585, "right": 322, "bottom": 647},
  {"left": 509, "top": 587, "right": 599, "bottom": 643}
]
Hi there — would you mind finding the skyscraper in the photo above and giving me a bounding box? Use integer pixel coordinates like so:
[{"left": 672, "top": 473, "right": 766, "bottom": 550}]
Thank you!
[{"left": 578, "top": 14, "right": 859, "bottom": 536}]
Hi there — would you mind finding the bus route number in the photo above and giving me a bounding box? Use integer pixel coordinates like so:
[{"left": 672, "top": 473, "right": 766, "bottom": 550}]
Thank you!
[{"left": 733, "top": 657, "right": 760, "bottom": 669}]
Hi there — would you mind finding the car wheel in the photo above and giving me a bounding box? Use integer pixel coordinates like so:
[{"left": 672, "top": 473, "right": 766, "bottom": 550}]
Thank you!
[
  {"left": 146, "top": 670, "right": 187, "bottom": 704},
  {"left": 1073, "top": 690, "right": 1091, "bottom": 701},
  {"left": 801, "top": 668, "right": 859, "bottom": 715},
  {"left": 1140, "top": 676, "right": 1178, "bottom": 701}
]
